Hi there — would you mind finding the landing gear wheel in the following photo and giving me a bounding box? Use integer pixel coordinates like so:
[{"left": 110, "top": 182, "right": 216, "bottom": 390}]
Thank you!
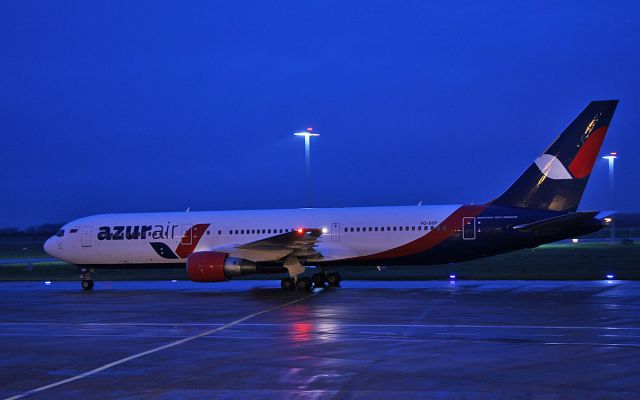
[
  {"left": 326, "top": 272, "right": 342, "bottom": 286},
  {"left": 312, "top": 273, "right": 326, "bottom": 287},
  {"left": 81, "top": 280, "right": 94, "bottom": 290},
  {"left": 280, "top": 278, "right": 295, "bottom": 290},
  {"left": 296, "top": 277, "right": 313, "bottom": 291}
]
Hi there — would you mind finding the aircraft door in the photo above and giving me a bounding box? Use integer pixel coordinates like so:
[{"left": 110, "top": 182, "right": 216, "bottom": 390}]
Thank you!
[
  {"left": 181, "top": 224, "right": 192, "bottom": 245},
  {"left": 81, "top": 226, "right": 92, "bottom": 247},
  {"left": 331, "top": 223, "right": 340, "bottom": 241},
  {"left": 462, "top": 217, "right": 476, "bottom": 240}
]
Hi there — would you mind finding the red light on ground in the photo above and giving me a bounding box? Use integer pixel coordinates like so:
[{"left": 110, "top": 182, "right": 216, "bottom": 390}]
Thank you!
[
  {"left": 611, "top": 152, "right": 617, "bottom": 155},
  {"left": 307, "top": 127, "right": 313, "bottom": 131}
]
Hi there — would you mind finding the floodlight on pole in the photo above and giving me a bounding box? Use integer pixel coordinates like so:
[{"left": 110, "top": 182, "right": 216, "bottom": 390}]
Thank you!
[
  {"left": 294, "top": 128, "right": 320, "bottom": 207},
  {"left": 602, "top": 152, "right": 618, "bottom": 240}
]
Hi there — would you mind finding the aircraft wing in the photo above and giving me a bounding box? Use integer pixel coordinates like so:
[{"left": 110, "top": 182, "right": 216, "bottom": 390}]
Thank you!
[
  {"left": 211, "top": 228, "right": 324, "bottom": 262},
  {"left": 512, "top": 211, "right": 600, "bottom": 235}
]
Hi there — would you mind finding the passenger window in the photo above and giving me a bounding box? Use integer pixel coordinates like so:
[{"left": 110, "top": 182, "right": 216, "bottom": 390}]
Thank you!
[
  {"left": 374, "top": 227, "right": 378, "bottom": 231},
  {"left": 411, "top": 226, "right": 415, "bottom": 231},
  {"left": 356, "top": 228, "right": 360, "bottom": 232},
  {"left": 350, "top": 227, "right": 354, "bottom": 232},
  {"left": 399, "top": 226, "right": 403, "bottom": 231},
  {"left": 393, "top": 227, "right": 397, "bottom": 231},
  {"left": 368, "top": 227, "right": 372, "bottom": 232}
]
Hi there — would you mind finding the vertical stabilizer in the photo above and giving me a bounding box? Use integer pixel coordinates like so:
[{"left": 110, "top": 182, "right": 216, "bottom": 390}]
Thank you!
[{"left": 492, "top": 100, "right": 618, "bottom": 212}]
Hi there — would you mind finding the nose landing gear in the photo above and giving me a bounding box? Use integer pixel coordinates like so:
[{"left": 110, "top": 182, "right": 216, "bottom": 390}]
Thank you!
[{"left": 79, "top": 268, "right": 94, "bottom": 291}]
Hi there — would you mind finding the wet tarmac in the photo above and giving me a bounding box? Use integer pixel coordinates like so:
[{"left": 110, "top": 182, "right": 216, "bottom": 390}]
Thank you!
[{"left": 1, "top": 280, "right": 640, "bottom": 399}]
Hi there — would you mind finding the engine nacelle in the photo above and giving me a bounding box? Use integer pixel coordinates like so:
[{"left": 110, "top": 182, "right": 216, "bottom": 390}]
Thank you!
[{"left": 186, "top": 251, "right": 256, "bottom": 282}]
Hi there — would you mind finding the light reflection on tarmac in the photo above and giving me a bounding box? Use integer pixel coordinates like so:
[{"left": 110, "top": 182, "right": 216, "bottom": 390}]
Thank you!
[{"left": 1, "top": 280, "right": 639, "bottom": 399}]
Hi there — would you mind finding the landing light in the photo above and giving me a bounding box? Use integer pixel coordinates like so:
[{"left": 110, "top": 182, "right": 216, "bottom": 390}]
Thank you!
[
  {"left": 321, "top": 227, "right": 328, "bottom": 234},
  {"left": 604, "top": 217, "right": 612, "bottom": 223},
  {"left": 44, "top": 281, "right": 51, "bottom": 286},
  {"left": 606, "top": 274, "right": 614, "bottom": 280},
  {"left": 297, "top": 228, "right": 304, "bottom": 234},
  {"left": 449, "top": 274, "right": 456, "bottom": 280},
  {"left": 571, "top": 238, "right": 579, "bottom": 243}
]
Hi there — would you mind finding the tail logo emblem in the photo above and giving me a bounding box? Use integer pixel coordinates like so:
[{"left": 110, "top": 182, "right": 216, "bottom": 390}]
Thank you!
[{"left": 534, "top": 154, "right": 572, "bottom": 180}]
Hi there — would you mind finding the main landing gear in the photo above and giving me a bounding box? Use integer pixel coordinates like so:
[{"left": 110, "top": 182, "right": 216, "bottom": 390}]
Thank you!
[
  {"left": 79, "top": 268, "right": 94, "bottom": 291},
  {"left": 280, "top": 272, "right": 342, "bottom": 291}
]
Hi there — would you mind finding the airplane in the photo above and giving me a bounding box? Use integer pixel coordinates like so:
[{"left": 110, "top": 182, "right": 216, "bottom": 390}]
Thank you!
[{"left": 45, "top": 100, "right": 618, "bottom": 291}]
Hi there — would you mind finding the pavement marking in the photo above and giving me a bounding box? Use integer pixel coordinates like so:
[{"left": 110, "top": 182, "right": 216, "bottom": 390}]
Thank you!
[
  {"left": 4, "top": 322, "right": 640, "bottom": 330},
  {"left": 4, "top": 291, "right": 321, "bottom": 400}
]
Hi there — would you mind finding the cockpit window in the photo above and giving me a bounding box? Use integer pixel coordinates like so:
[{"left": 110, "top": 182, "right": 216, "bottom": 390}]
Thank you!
[{"left": 55, "top": 229, "right": 65, "bottom": 237}]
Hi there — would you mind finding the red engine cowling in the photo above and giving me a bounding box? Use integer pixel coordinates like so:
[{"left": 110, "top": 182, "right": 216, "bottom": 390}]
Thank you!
[
  {"left": 186, "top": 251, "right": 256, "bottom": 282},
  {"left": 187, "top": 251, "right": 228, "bottom": 282}
]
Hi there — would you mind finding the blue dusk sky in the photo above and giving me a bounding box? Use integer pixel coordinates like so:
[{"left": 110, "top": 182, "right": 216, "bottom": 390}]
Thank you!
[{"left": 1, "top": 1, "right": 638, "bottom": 227}]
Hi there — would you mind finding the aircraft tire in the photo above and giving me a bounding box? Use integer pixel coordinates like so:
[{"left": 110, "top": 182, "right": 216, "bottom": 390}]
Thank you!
[
  {"left": 296, "top": 277, "right": 313, "bottom": 291},
  {"left": 326, "top": 273, "right": 341, "bottom": 286},
  {"left": 312, "top": 273, "right": 326, "bottom": 287},
  {"left": 81, "top": 280, "right": 94, "bottom": 290},
  {"left": 280, "top": 278, "right": 295, "bottom": 290}
]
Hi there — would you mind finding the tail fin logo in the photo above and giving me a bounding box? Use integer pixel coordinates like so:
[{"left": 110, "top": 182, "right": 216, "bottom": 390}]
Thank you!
[
  {"left": 534, "top": 154, "right": 573, "bottom": 180},
  {"left": 567, "top": 125, "right": 608, "bottom": 179},
  {"left": 535, "top": 123, "right": 609, "bottom": 181}
]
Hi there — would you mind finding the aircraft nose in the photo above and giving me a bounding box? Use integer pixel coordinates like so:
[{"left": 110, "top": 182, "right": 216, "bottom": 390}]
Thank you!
[{"left": 44, "top": 237, "right": 58, "bottom": 257}]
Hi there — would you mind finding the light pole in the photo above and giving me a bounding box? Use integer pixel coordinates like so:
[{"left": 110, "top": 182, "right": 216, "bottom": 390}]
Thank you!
[
  {"left": 294, "top": 128, "right": 320, "bottom": 208},
  {"left": 602, "top": 152, "right": 618, "bottom": 241}
]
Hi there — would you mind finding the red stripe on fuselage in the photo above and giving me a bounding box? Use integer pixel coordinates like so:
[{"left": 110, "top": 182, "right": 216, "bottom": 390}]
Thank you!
[
  {"left": 350, "top": 205, "right": 488, "bottom": 261},
  {"left": 175, "top": 223, "right": 210, "bottom": 258}
]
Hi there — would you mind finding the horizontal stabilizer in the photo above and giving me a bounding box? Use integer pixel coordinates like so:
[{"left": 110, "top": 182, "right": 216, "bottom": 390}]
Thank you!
[
  {"left": 513, "top": 211, "right": 599, "bottom": 235},
  {"left": 595, "top": 210, "right": 616, "bottom": 220}
]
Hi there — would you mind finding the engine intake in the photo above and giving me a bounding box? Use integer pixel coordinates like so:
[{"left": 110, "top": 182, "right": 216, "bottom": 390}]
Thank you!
[{"left": 186, "top": 251, "right": 256, "bottom": 282}]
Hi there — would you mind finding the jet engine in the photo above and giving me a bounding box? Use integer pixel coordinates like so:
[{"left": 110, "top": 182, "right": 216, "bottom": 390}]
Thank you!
[{"left": 186, "top": 251, "right": 256, "bottom": 282}]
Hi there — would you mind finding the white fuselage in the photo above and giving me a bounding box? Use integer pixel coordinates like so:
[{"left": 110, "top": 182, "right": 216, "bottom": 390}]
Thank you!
[{"left": 44, "top": 205, "right": 461, "bottom": 266}]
